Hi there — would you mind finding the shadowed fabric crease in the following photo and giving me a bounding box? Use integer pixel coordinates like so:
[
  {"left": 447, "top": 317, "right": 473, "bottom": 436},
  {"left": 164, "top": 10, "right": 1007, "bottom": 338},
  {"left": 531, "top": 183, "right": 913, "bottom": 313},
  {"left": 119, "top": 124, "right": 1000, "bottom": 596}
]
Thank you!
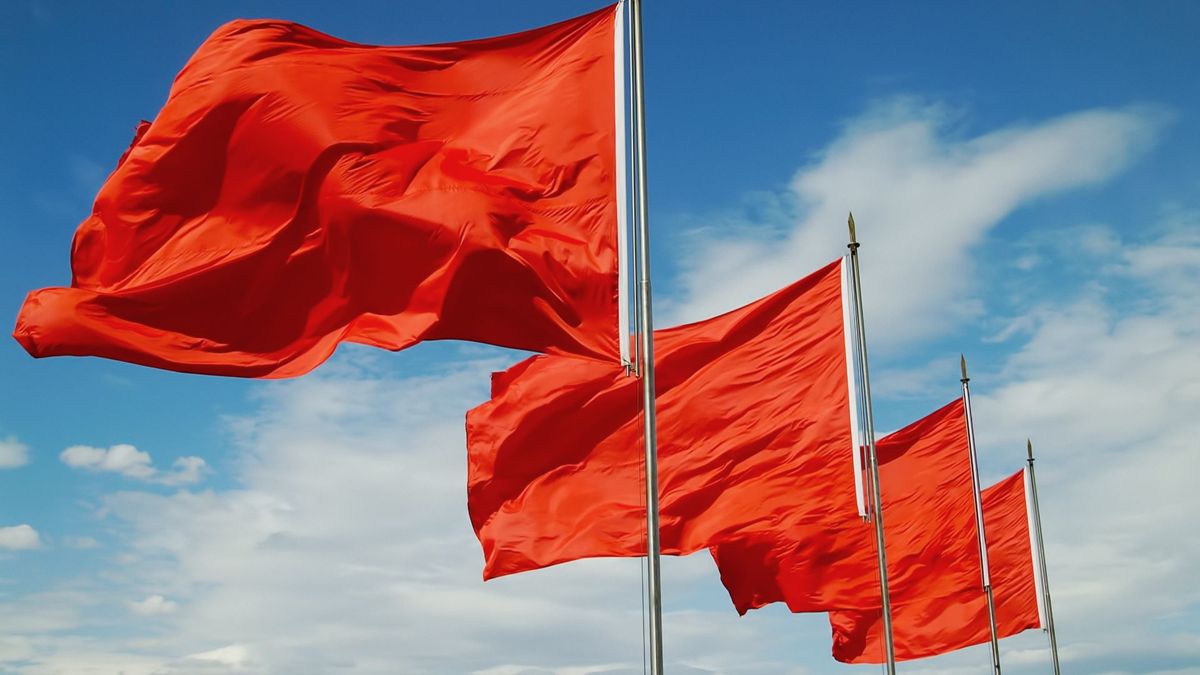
[
  {"left": 14, "top": 6, "right": 622, "bottom": 377},
  {"left": 468, "top": 259, "right": 861, "bottom": 580}
]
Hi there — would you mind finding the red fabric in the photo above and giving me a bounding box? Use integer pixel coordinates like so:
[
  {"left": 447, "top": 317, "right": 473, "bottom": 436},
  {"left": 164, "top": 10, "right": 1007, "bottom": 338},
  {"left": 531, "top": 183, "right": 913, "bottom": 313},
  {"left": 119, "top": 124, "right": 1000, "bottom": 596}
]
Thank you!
[
  {"left": 830, "top": 470, "right": 1041, "bottom": 663},
  {"left": 14, "top": 7, "right": 622, "bottom": 378},
  {"left": 710, "top": 398, "right": 979, "bottom": 613},
  {"left": 468, "top": 259, "right": 859, "bottom": 579}
]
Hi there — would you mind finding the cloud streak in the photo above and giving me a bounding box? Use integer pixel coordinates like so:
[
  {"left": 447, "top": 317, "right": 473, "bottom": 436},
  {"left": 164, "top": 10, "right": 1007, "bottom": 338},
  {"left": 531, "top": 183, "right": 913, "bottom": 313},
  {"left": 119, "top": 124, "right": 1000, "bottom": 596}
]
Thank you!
[{"left": 667, "top": 101, "right": 1165, "bottom": 351}]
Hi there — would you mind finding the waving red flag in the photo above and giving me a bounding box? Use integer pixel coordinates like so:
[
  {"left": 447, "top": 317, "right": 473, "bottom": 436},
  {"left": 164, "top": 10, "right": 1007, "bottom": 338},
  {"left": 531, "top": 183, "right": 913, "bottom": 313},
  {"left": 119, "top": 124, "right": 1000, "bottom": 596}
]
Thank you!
[
  {"left": 710, "top": 398, "right": 980, "bottom": 613},
  {"left": 15, "top": 6, "right": 626, "bottom": 378},
  {"left": 468, "top": 258, "right": 862, "bottom": 578},
  {"left": 829, "top": 469, "right": 1043, "bottom": 663}
]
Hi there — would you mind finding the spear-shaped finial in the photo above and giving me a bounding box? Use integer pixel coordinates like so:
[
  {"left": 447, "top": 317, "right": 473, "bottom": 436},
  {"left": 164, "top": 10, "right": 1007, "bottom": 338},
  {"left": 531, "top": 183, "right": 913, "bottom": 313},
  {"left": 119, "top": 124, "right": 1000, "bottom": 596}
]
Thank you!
[
  {"left": 960, "top": 353, "right": 969, "bottom": 382},
  {"left": 1027, "top": 438, "right": 1034, "bottom": 462},
  {"left": 848, "top": 211, "right": 858, "bottom": 245}
]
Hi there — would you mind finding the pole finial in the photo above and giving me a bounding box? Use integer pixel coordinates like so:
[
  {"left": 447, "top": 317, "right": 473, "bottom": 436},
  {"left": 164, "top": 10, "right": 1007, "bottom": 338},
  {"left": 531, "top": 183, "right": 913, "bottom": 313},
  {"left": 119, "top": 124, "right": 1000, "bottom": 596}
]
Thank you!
[
  {"left": 960, "top": 353, "right": 968, "bottom": 382},
  {"left": 848, "top": 211, "right": 858, "bottom": 245},
  {"left": 1027, "top": 438, "right": 1034, "bottom": 461}
]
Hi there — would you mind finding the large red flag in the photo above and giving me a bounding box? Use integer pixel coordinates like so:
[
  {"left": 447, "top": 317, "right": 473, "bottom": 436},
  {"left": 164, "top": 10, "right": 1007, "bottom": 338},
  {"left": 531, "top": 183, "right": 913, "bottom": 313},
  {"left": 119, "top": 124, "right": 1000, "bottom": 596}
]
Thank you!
[
  {"left": 710, "top": 398, "right": 980, "bottom": 613},
  {"left": 829, "top": 469, "right": 1043, "bottom": 663},
  {"left": 468, "top": 258, "right": 863, "bottom": 579},
  {"left": 14, "top": 6, "right": 626, "bottom": 378}
]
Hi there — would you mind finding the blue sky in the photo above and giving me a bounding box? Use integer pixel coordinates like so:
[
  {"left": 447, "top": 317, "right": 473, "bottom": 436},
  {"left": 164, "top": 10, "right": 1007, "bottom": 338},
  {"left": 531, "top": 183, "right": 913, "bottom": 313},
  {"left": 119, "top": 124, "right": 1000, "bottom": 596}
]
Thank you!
[{"left": 1, "top": 1, "right": 1198, "bottom": 673}]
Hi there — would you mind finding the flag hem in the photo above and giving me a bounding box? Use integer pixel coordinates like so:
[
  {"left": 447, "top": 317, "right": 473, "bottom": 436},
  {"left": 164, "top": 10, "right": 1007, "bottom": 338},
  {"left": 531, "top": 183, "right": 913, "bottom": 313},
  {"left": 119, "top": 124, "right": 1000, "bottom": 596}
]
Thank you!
[
  {"left": 841, "top": 255, "right": 867, "bottom": 517},
  {"left": 1024, "top": 466, "right": 1048, "bottom": 629},
  {"left": 613, "top": 2, "right": 630, "bottom": 368}
]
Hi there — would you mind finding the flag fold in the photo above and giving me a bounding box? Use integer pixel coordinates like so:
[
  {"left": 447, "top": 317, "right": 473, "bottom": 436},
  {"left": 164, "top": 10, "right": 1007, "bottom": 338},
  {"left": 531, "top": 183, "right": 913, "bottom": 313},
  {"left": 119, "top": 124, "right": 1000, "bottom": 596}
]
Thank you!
[
  {"left": 710, "top": 398, "right": 979, "bottom": 613},
  {"left": 829, "top": 469, "right": 1042, "bottom": 663},
  {"left": 15, "top": 6, "right": 623, "bottom": 377},
  {"left": 468, "top": 259, "right": 861, "bottom": 579}
]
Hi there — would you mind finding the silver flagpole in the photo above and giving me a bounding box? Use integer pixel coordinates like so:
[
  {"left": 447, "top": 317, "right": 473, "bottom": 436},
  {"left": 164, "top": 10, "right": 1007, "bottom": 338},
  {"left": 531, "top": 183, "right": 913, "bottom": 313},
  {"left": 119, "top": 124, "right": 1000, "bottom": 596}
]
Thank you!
[
  {"left": 961, "top": 355, "right": 1003, "bottom": 674},
  {"left": 628, "top": 1, "right": 664, "bottom": 673},
  {"left": 1026, "top": 439, "right": 1062, "bottom": 675},
  {"left": 846, "top": 213, "right": 897, "bottom": 674}
]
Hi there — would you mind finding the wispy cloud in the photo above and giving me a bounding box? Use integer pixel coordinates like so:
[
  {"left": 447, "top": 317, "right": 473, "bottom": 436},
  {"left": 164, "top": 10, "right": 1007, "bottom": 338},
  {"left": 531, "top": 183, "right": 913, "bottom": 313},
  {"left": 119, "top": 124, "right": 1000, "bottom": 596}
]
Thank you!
[
  {"left": 666, "top": 101, "right": 1166, "bottom": 352},
  {"left": 62, "top": 535, "right": 100, "bottom": 550},
  {"left": 964, "top": 220, "right": 1200, "bottom": 672}
]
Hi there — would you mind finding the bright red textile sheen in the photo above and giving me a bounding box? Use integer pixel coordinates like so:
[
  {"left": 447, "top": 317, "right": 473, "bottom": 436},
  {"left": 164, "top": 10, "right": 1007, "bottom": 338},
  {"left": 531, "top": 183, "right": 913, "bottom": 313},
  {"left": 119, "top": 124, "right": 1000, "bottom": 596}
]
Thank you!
[
  {"left": 14, "top": 7, "right": 622, "bottom": 377},
  {"left": 710, "top": 399, "right": 979, "bottom": 613},
  {"left": 829, "top": 470, "right": 1042, "bottom": 663},
  {"left": 468, "top": 259, "right": 859, "bottom": 579}
]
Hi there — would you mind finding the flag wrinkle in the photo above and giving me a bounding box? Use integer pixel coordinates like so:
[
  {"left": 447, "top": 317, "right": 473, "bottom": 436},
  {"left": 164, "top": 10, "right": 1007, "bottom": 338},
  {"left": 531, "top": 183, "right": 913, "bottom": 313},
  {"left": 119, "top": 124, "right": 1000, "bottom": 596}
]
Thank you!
[
  {"left": 468, "top": 259, "right": 858, "bottom": 579},
  {"left": 17, "top": 5, "right": 623, "bottom": 376}
]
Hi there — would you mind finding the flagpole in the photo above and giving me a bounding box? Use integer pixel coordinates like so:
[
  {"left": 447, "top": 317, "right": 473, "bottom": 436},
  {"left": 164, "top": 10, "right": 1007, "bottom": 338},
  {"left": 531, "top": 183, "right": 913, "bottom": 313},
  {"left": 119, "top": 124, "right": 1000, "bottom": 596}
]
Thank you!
[
  {"left": 628, "top": 1, "right": 664, "bottom": 673},
  {"left": 846, "top": 213, "right": 897, "bottom": 674},
  {"left": 1026, "top": 439, "right": 1062, "bottom": 675},
  {"left": 961, "top": 355, "right": 1003, "bottom": 674}
]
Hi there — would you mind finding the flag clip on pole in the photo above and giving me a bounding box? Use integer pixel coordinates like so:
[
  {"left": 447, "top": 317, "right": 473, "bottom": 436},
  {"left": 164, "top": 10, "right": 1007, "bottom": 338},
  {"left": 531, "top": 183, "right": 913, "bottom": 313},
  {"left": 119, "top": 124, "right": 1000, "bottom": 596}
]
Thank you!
[
  {"left": 628, "top": 1, "right": 664, "bottom": 674},
  {"left": 846, "top": 213, "right": 897, "bottom": 674},
  {"left": 1026, "top": 439, "right": 1062, "bottom": 675},
  {"left": 961, "top": 356, "right": 1003, "bottom": 674}
]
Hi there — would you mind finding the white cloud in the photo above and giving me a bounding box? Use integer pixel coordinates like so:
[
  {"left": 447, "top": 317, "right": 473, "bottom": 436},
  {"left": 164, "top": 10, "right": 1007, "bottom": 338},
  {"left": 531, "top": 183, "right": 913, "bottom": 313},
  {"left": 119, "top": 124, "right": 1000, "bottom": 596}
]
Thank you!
[
  {"left": 667, "top": 101, "right": 1165, "bottom": 351},
  {"left": 5, "top": 646, "right": 164, "bottom": 675},
  {"left": 59, "top": 443, "right": 208, "bottom": 485},
  {"left": 62, "top": 536, "right": 101, "bottom": 550},
  {"left": 61, "top": 444, "right": 154, "bottom": 479},
  {"left": 165, "top": 456, "right": 209, "bottom": 486},
  {"left": 0, "top": 591, "right": 87, "bottom": 634},
  {"left": 0, "top": 436, "right": 30, "bottom": 469},
  {"left": 0, "top": 524, "right": 41, "bottom": 550},
  {"left": 39, "top": 354, "right": 820, "bottom": 675},
  {"left": 0, "top": 635, "right": 33, "bottom": 662},
  {"left": 185, "top": 644, "right": 254, "bottom": 669},
  {"left": 128, "top": 594, "right": 178, "bottom": 616},
  {"left": 963, "top": 222, "right": 1200, "bottom": 672}
]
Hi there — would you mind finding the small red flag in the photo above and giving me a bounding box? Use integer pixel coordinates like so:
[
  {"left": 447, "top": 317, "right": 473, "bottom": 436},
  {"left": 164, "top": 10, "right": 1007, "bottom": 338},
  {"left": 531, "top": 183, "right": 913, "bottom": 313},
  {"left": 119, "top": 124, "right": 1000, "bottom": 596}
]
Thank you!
[
  {"left": 15, "top": 6, "right": 625, "bottom": 377},
  {"left": 710, "top": 398, "right": 980, "bottom": 613},
  {"left": 468, "top": 259, "right": 861, "bottom": 579},
  {"left": 829, "top": 469, "right": 1043, "bottom": 663}
]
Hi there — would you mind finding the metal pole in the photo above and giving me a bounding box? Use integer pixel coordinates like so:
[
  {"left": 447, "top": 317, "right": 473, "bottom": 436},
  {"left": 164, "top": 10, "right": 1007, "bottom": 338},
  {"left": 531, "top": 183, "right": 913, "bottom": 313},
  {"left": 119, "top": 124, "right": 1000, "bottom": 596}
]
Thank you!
[
  {"left": 846, "top": 213, "right": 897, "bottom": 674},
  {"left": 1027, "top": 439, "right": 1062, "bottom": 675},
  {"left": 961, "top": 355, "right": 1003, "bottom": 674},
  {"left": 628, "top": 2, "right": 664, "bottom": 673}
]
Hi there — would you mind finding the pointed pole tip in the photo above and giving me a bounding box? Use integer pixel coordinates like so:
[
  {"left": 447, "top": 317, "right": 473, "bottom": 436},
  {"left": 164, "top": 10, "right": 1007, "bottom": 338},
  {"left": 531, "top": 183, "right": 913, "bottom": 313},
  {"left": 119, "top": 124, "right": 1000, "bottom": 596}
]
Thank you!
[
  {"left": 960, "top": 354, "right": 968, "bottom": 382},
  {"left": 847, "top": 211, "right": 857, "bottom": 245},
  {"left": 1027, "top": 438, "right": 1034, "bottom": 460}
]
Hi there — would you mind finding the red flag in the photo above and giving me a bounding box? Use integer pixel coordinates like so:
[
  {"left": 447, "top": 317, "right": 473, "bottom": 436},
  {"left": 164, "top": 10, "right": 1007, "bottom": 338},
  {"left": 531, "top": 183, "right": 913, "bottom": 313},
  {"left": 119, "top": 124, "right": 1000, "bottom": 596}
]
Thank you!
[
  {"left": 14, "top": 6, "right": 626, "bottom": 378},
  {"left": 710, "top": 398, "right": 980, "bottom": 613},
  {"left": 468, "top": 259, "right": 861, "bottom": 579},
  {"left": 829, "top": 469, "right": 1043, "bottom": 663}
]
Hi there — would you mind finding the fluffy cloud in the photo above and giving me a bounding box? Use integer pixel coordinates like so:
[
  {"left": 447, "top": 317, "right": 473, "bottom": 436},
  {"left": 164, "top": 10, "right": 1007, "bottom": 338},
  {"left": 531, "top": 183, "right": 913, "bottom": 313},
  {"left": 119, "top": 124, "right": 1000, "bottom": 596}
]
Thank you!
[
  {"left": 0, "top": 436, "right": 30, "bottom": 469},
  {"left": 39, "top": 356, "right": 823, "bottom": 675},
  {"left": 0, "top": 524, "right": 41, "bottom": 550},
  {"left": 666, "top": 101, "right": 1164, "bottom": 352},
  {"left": 59, "top": 443, "right": 207, "bottom": 485}
]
